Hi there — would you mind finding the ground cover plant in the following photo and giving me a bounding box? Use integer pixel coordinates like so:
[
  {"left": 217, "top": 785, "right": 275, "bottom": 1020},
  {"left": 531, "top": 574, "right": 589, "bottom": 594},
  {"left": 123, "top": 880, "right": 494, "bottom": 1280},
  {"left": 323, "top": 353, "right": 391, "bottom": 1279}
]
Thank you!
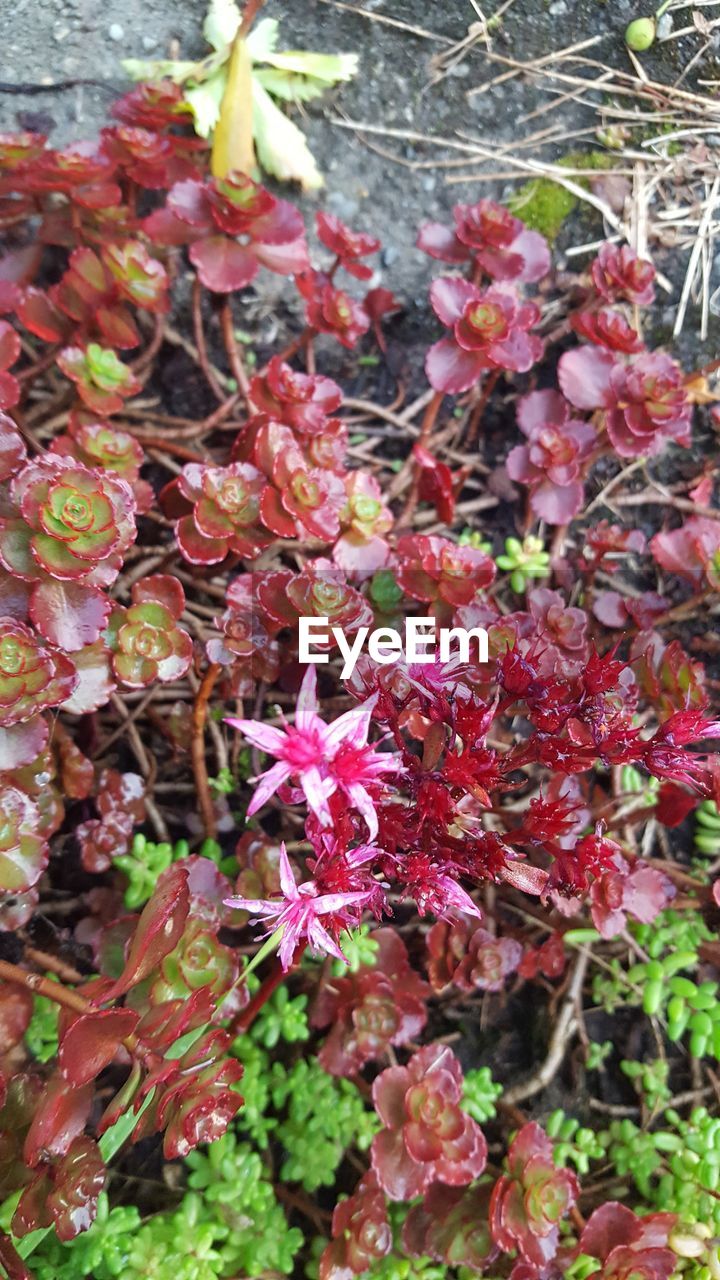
[{"left": 0, "top": 15, "right": 719, "bottom": 1280}]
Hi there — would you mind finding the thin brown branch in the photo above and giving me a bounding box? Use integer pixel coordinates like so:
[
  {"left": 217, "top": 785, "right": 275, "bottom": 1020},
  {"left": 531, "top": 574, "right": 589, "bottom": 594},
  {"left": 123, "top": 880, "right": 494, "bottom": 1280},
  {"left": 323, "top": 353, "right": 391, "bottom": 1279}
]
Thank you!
[
  {"left": 219, "top": 301, "right": 253, "bottom": 406},
  {"left": 192, "top": 662, "right": 222, "bottom": 840},
  {"left": 0, "top": 958, "right": 89, "bottom": 1015},
  {"left": 192, "top": 277, "right": 225, "bottom": 403},
  {"left": 503, "top": 950, "right": 589, "bottom": 1105}
]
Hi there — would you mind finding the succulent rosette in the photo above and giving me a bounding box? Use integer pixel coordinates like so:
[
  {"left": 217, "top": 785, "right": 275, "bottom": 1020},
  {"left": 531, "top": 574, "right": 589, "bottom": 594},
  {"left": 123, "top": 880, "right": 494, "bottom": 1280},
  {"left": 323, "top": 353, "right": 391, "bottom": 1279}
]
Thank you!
[
  {"left": 255, "top": 560, "right": 373, "bottom": 642},
  {"left": 578, "top": 1202, "right": 676, "bottom": 1280},
  {"left": 146, "top": 171, "right": 309, "bottom": 293},
  {"left": 489, "top": 1121, "right": 579, "bottom": 1265},
  {"left": 260, "top": 452, "right": 347, "bottom": 543},
  {"left": 2, "top": 456, "right": 135, "bottom": 583},
  {"left": 57, "top": 343, "right": 141, "bottom": 415},
  {"left": 106, "top": 574, "right": 193, "bottom": 688},
  {"left": 169, "top": 461, "right": 271, "bottom": 565},
  {"left": 297, "top": 272, "right": 371, "bottom": 348},
  {"left": 0, "top": 617, "right": 78, "bottom": 766},
  {"left": 418, "top": 199, "right": 551, "bottom": 284},
  {"left": 571, "top": 307, "right": 644, "bottom": 353},
  {"left": 591, "top": 243, "right": 656, "bottom": 306},
  {"left": 334, "top": 473, "right": 393, "bottom": 570},
  {"left": 320, "top": 1172, "right": 392, "bottom": 1280},
  {"left": 316, "top": 211, "right": 381, "bottom": 279},
  {"left": 52, "top": 419, "right": 144, "bottom": 480},
  {"left": 312, "top": 930, "right": 430, "bottom": 1076},
  {"left": 371, "top": 1043, "right": 487, "bottom": 1200},
  {"left": 427, "top": 916, "right": 523, "bottom": 993},
  {"left": 0, "top": 785, "right": 49, "bottom": 894},
  {"left": 249, "top": 357, "right": 342, "bottom": 434},
  {"left": 507, "top": 389, "right": 596, "bottom": 523},
  {"left": 559, "top": 347, "right": 692, "bottom": 458},
  {"left": 426, "top": 278, "right": 543, "bottom": 394},
  {"left": 396, "top": 533, "right": 496, "bottom": 609},
  {"left": 0, "top": 618, "right": 77, "bottom": 726}
]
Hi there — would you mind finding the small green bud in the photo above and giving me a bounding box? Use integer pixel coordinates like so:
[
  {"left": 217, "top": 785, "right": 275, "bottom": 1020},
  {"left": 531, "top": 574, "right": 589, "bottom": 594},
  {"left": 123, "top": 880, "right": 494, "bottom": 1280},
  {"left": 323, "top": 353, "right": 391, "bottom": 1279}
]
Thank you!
[{"left": 625, "top": 16, "right": 656, "bottom": 51}]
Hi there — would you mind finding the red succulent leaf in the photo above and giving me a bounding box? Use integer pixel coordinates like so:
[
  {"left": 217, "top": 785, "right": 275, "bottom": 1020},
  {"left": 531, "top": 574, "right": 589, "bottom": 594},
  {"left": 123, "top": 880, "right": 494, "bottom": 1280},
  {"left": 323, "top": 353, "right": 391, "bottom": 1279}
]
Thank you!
[
  {"left": 0, "top": 321, "right": 20, "bottom": 372},
  {"left": 23, "top": 1074, "right": 93, "bottom": 1167},
  {"left": 46, "top": 1136, "right": 106, "bottom": 1241},
  {"left": 0, "top": 1228, "right": 33, "bottom": 1280},
  {"left": 59, "top": 1008, "right": 140, "bottom": 1085},
  {"left": 60, "top": 640, "right": 115, "bottom": 715},
  {"left": 655, "top": 781, "right": 697, "bottom": 827},
  {"left": 132, "top": 573, "right": 185, "bottom": 619},
  {"left": 364, "top": 287, "right": 401, "bottom": 350},
  {"left": 0, "top": 984, "right": 33, "bottom": 1049},
  {"left": 414, "top": 444, "right": 458, "bottom": 524},
  {"left": 558, "top": 344, "right": 615, "bottom": 410},
  {"left": 0, "top": 719, "right": 49, "bottom": 772},
  {"left": 105, "top": 863, "right": 190, "bottom": 998},
  {"left": 17, "top": 287, "right": 72, "bottom": 342},
  {"left": 189, "top": 236, "right": 258, "bottom": 292},
  {"left": 0, "top": 414, "right": 27, "bottom": 482},
  {"left": 30, "top": 579, "right": 112, "bottom": 652},
  {"left": 0, "top": 785, "right": 48, "bottom": 893},
  {"left": 0, "top": 372, "right": 20, "bottom": 411}
]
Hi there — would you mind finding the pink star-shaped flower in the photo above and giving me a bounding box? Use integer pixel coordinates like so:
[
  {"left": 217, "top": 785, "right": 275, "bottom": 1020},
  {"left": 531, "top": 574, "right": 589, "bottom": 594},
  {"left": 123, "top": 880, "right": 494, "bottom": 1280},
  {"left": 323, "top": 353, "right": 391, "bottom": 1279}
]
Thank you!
[
  {"left": 225, "top": 841, "right": 372, "bottom": 969},
  {"left": 226, "top": 665, "right": 398, "bottom": 837}
]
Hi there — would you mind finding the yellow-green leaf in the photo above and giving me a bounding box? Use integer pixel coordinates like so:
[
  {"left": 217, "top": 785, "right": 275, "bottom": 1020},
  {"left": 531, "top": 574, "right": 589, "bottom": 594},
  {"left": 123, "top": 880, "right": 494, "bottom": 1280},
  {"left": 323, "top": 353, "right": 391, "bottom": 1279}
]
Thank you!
[
  {"left": 121, "top": 57, "right": 204, "bottom": 84},
  {"left": 204, "top": 0, "right": 241, "bottom": 52},
  {"left": 254, "top": 67, "right": 332, "bottom": 103},
  {"left": 258, "top": 49, "right": 358, "bottom": 83},
  {"left": 246, "top": 17, "right": 280, "bottom": 61},
  {"left": 211, "top": 34, "right": 255, "bottom": 179},
  {"left": 252, "top": 77, "right": 323, "bottom": 192},
  {"left": 186, "top": 69, "right": 228, "bottom": 138}
]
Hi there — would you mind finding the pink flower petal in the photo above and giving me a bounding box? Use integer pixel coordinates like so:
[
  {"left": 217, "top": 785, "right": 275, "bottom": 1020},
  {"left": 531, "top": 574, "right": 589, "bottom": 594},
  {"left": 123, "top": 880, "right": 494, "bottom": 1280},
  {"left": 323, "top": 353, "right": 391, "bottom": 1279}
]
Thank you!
[
  {"left": 277, "top": 841, "right": 299, "bottom": 899},
  {"left": 295, "top": 664, "right": 320, "bottom": 734},
  {"left": 247, "top": 760, "right": 293, "bottom": 814},
  {"left": 225, "top": 718, "right": 287, "bottom": 754},
  {"left": 301, "top": 763, "right": 333, "bottom": 824}
]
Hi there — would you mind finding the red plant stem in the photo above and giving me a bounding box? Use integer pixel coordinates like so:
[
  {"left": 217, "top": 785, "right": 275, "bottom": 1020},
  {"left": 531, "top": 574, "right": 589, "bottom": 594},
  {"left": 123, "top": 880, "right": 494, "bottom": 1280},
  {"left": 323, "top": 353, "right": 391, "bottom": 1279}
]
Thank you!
[
  {"left": 219, "top": 301, "right": 253, "bottom": 406},
  {"left": 192, "top": 278, "right": 226, "bottom": 403},
  {"left": 192, "top": 662, "right": 222, "bottom": 840},
  {"left": 0, "top": 1229, "right": 34, "bottom": 1280},
  {"left": 392, "top": 389, "right": 445, "bottom": 528},
  {"left": 127, "top": 434, "right": 205, "bottom": 463},
  {"left": 22, "top": 944, "right": 84, "bottom": 985},
  {"left": 0, "top": 958, "right": 89, "bottom": 1015},
  {"left": 239, "top": 0, "right": 266, "bottom": 35},
  {"left": 418, "top": 389, "right": 443, "bottom": 449},
  {"left": 132, "top": 313, "right": 167, "bottom": 376},
  {"left": 466, "top": 369, "right": 499, "bottom": 446}
]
